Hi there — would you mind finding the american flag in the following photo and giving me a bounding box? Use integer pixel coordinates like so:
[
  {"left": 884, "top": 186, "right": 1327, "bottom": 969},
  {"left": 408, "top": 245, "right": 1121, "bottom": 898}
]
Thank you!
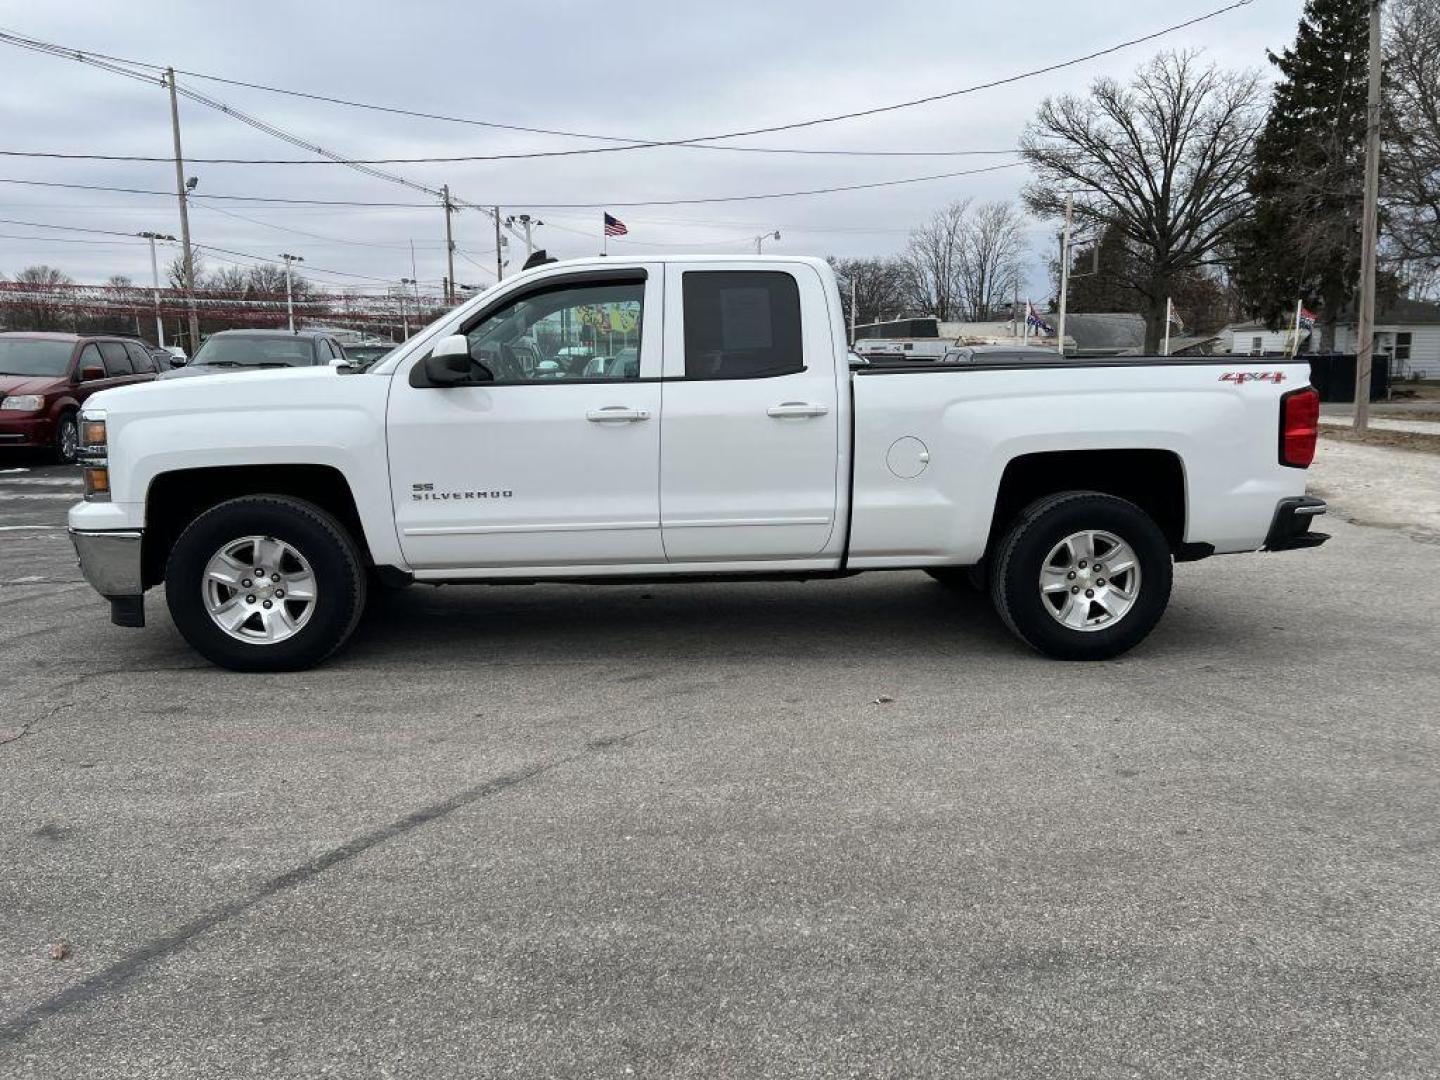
[
  {"left": 1026, "top": 301, "right": 1054, "bottom": 335},
  {"left": 604, "top": 212, "right": 628, "bottom": 237},
  {"left": 1297, "top": 305, "right": 1317, "bottom": 330}
]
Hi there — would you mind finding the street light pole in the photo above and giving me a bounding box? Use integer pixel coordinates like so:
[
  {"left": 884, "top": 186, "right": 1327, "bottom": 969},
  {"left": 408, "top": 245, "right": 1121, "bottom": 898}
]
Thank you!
[
  {"left": 1056, "top": 192, "right": 1074, "bottom": 356},
  {"left": 1353, "top": 0, "right": 1385, "bottom": 431},
  {"left": 279, "top": 253, "right": 303, "bottom": 332},
  {"left": 165, "top": 68, "right": 201, "bottom": 354},
  {"left": 753, "top": 229, "right": 781, "bottom": 254},
  {"left": 137, "top": 231, "right": 176, "bottom": 347}
]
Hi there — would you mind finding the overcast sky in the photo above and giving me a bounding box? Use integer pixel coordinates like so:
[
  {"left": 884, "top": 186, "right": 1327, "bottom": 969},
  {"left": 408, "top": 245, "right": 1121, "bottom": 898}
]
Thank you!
[{"left": 0, "top": 0, "right": 1307, "bottom": 297}]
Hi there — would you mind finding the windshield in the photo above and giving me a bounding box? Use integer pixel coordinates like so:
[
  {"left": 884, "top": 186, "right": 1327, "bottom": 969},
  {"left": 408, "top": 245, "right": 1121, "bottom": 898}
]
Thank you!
[
  {"left": 193, "top": 336, "right": 316, "bottom": 367},
  {"left": 0, "top": 338, "right": 73, "bottom": 377}
]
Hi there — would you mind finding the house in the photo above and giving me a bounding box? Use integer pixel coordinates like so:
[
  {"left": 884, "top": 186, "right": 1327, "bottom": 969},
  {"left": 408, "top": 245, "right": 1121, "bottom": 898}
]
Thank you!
[
  {"left": 1224, "top": 298, "right": 1440, "bottom": 378},
  {"left": 1333, "top": 298, "right": 1440, "bottom": 379}
]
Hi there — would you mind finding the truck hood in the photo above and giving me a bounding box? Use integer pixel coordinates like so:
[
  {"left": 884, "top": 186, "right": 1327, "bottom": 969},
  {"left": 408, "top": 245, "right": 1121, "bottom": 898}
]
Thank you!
[
  {"left": 157, "top": 363, "right": 316, "bottom": 380},
  {"left": 86, "top": 363, "right": 382, "bottom": 412},
  {"left": 0, "top": 373, "right": 67, "bottom": 397}
]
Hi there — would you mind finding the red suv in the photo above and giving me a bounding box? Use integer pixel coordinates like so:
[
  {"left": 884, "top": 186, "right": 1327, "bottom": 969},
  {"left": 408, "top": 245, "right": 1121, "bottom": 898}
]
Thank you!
[{"left": 0, "top": 333, "right": 161, "bottom": 463}]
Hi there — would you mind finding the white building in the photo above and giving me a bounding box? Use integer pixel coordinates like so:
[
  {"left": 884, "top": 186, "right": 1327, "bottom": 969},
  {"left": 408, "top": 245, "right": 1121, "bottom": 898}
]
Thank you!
[{"left": 1225, "top": 298, "right": 1440, "bottom": 378}]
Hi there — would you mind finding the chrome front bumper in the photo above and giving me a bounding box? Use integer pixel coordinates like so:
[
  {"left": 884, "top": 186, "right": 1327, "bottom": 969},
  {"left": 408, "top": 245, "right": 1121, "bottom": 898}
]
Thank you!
[{"left": 69, "top": 529, "right": 146, "bottom": 626}]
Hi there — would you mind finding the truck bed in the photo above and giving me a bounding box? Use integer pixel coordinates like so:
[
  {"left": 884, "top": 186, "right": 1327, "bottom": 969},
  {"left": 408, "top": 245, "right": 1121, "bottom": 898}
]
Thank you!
[{"left": 847, "top": 356, "right": 1314, "bottom": 567}]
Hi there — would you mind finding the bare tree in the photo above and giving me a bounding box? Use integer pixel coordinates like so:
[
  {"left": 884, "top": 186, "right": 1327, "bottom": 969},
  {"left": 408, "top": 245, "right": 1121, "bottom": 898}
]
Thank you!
[
  {"left": 1384, "top": 0, "right": 1440, "bottom": 290},
  {"left": 899, "top": 200, "right": 970, "bottom": 322},
  {"left": 957, "top": 201, "right": 1026, "bottom": 321},
  {"left": 828, "top": 256, "right": 910, "bottom": 329},
  {"left": 167, "top": 246, "right": 207, "bottom": 292},
  {"left": 1021, "top": 51, "right": 1265, "bottom": 351},
  {"left": 7, "top": 265, "right": 75, "bottom": 331}
]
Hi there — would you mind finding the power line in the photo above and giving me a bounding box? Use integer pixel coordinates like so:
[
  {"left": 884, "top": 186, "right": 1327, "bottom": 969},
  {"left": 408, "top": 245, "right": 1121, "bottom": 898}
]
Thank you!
[
  {"left": 191, "top": 200, "right": 443, "bottom": 250},
  {"left": 0, "top": 215, "right": 145, "bottom": 238},
  {"left": 0, "top": 5, "right": 1255, "bottom": 150},
  {"left": 0, "top": 147, "right": 1027, "bottom": 165},
  {"left": 0, "top": 161, "right": 1024, "bottom": 209},
  {"left": 0, "top": 177, "right": 434, "bottom": 206}
]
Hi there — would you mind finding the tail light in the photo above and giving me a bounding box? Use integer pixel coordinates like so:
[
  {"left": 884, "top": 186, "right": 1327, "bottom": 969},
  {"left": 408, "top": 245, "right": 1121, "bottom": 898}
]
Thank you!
[{"left": 1279, "top": 386, "right": 1320, "bottom": 468}]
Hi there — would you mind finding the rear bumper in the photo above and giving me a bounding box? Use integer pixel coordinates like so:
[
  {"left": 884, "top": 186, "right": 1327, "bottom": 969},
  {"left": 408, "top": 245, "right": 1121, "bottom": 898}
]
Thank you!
[
  {"left": 1264, "top": 496, "right": 1330, "bottom": 552},
  {"left": 69, "top": 528, "right": 146, "bottom": 626}
]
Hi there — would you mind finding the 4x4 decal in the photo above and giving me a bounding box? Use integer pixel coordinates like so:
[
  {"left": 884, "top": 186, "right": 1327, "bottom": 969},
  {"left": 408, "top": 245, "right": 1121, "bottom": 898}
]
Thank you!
[{"left": 1220, "top": 371, "right": 1287, "bottom": 384}]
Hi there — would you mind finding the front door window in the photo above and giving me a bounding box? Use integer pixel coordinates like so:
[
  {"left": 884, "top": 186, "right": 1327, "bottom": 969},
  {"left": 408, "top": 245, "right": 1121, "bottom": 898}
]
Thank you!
[{"left": 463, "top": 281, "right": 643, "bottom": 382}]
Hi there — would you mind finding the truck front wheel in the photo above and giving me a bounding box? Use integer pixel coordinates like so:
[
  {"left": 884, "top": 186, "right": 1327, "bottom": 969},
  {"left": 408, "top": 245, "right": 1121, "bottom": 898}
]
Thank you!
[
  {"left": 165, "top": 495, "right": 368, "bottom": 671},
  {"left": 989, "top": 492, "right": 1172, "bottom": 661}
]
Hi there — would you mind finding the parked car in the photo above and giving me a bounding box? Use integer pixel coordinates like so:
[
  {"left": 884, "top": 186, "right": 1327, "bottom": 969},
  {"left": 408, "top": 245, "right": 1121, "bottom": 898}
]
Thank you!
[
  {"left": 341, "top": 343, "right": 394, "bottom": 370},
  {"left": 158, "top": 329, "right": 350, "bottom": 379},
  {"left": 0, "top": 332, "right": 159, "bottom": 462},
  {"left": 69, "top": 256, "right": 1327, "bottom": 670}
]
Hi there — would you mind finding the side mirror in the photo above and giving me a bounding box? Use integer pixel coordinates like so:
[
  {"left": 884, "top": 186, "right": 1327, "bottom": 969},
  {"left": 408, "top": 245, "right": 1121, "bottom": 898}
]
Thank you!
[
  {"left": 81, "top": 364, "right": 106, "bottom": 382},
  {"left": 169, "top": 356, "right": 186, "bottom": 368},
  {"left": 329, "top": 356, "right": 351, "bottom": 368},
  {"left": 420, "top": 334, "right": 492, "bottom": 386}
]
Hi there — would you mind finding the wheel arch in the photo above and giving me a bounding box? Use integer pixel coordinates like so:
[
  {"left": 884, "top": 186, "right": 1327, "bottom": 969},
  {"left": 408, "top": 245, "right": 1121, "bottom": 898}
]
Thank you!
[
  {"left": 986, "top": 448, "right": 1188, "bottom": 557},
  {"left": 142, "top": 464, "right": 371, "bottom": 589}
]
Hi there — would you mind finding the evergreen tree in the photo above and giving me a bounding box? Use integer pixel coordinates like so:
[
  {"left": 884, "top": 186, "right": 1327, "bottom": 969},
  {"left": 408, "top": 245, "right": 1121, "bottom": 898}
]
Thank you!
[{"left": 1232, "top": 0, "right": 1369, "bottom": 349}]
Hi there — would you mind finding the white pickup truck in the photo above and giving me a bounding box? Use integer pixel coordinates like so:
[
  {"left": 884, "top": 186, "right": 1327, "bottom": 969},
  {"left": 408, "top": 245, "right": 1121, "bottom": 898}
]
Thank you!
[{"left": 68, "top": 256, "right": 1327, "bottom": 671}]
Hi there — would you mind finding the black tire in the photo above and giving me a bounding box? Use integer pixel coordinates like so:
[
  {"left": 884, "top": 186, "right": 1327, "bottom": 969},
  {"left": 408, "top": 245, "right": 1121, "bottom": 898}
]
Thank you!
[
  {"left": 989, "top": 492, "right": 1172, "bottom": 661},
  {"left": 924, "top": 565, "right": 987, "bottom": 592},
  {"left": 53, "top": 411, "right": 79, "bottom": 465},
  {"left": 165, "top": 495, "right": 367, "bottom": 672}
]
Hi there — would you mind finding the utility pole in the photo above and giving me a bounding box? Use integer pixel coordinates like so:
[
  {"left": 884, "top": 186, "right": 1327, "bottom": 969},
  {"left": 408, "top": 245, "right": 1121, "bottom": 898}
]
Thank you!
[
  {"left": 279, "top": 253, "right": 303, "bottom": 332},
  {"left": 1354, "top": 0, "right": 1385, "bottom": 431},
  {"left": 494, "top": 206, "right": 503, "bottom": 280},
  {"left": 1056, "top": 192, "right": 1073, "bottom": 356},
  {"left": 442, "top": 184, "right": 457, "bottom": 306},
  {"left": 165, "top": 68, "right": 200, "bottom": 354},
  {"left": 137, "top": 231, "right": 176, "bottom": 347},
  {"left": 753, "top": 230, "right": 781, "bottom": 254}
]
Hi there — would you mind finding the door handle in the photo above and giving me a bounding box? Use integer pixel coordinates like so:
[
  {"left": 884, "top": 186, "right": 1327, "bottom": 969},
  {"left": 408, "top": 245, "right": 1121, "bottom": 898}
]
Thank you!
[
  {"left": 586, "top": 406, "right": 650, "bottom": 422},
  {"left": 766, "top": 402, "right": 829, "bottom": 418}
]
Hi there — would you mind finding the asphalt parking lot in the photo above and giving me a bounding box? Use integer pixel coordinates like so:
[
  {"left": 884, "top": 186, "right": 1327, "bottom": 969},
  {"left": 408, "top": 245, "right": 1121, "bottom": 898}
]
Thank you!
[{"left": 2, "top": 461, "right": 1439, "bottom": 1078}]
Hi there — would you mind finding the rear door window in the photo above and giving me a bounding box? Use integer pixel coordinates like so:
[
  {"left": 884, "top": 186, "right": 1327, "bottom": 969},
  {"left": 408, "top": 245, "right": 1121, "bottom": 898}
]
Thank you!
[
  {"left": 124, "top": 342, "right": 156, "bottom": 374},
  {"left": 98, "top": 341, "right": 134, "bottom": 376},
  {"left": 682, "top": 271, "right": 803, "bottom": 379}
]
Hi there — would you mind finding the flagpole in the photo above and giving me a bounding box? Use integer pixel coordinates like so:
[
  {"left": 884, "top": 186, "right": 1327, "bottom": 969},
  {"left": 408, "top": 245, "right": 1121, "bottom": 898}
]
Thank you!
[
  {"left": 1162, "top": 297, "right": 1173, "bottom": 357},
  {"left": 602, "top": 213, "right": 607, "bottom": 258},
  {"left": 1289, "top": 297, "right": 1303, "bottom": 358},
  {"left": 1023, "top": 297, "right": 1031, "bottom": 344}
]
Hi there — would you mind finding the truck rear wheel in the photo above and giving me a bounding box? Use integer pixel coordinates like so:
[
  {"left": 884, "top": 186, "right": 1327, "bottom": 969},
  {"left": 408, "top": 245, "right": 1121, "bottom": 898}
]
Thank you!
[
  {"left": 990, "top": 492, "right": 1171, "bottom": 661},
  {"left": 165, "top": 495, "right": 367, "bottom": 672}
]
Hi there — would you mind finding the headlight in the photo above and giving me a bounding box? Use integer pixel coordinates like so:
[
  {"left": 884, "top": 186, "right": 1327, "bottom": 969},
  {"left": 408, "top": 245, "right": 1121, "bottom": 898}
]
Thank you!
[
  {"left": 0, "top": 394, "right": 44, "bottom": 412},
  {"left": 80, "top": 414, "right": 107, "bottom": 452},
  {"left": 79, "top": 410, "right": 109, "bottom": 502}
]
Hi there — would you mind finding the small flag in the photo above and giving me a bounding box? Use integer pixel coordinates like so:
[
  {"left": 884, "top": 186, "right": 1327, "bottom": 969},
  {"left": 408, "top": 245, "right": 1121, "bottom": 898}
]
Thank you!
[
  {"left": 1026, "top": 301, "right": 1054, "bottom": 335},
  {"left": 1168, "top": 306, "right": 1185, "bottom": 332},
  {"left": 1297, "top": 306, "right": 1317, "bottom": 330},
  {"left": 604, "top": 212, "right": 628, "bottom": 237}
]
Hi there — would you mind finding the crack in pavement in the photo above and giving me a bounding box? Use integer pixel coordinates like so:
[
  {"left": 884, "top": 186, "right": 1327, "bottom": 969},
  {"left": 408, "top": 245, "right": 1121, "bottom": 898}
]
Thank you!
[{"left": 0, "top": 721, "right": 663, "bottom": 1048}]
